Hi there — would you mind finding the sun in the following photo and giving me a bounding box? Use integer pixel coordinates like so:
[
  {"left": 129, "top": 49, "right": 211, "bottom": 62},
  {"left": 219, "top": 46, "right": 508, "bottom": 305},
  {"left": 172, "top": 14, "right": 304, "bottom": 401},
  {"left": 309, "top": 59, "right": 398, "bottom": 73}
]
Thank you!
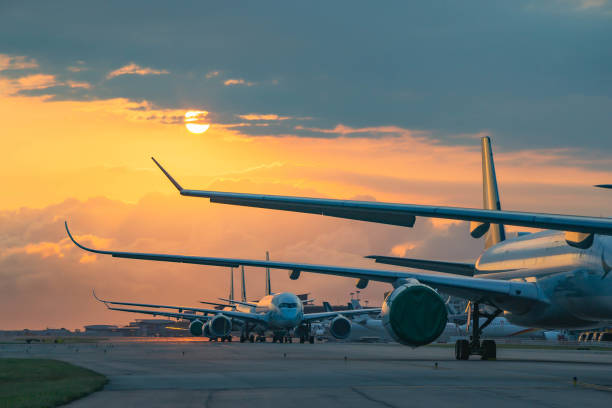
[{"left": 184, "top": 110, "right": 210, "bottom": 134}]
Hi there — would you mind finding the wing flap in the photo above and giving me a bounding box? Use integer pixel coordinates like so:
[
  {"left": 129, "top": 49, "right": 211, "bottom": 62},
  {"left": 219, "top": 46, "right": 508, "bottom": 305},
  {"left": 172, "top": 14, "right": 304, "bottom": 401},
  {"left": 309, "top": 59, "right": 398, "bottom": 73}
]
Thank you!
[{"left": 366, "top": 255, "right": 475, "bottom": 276}]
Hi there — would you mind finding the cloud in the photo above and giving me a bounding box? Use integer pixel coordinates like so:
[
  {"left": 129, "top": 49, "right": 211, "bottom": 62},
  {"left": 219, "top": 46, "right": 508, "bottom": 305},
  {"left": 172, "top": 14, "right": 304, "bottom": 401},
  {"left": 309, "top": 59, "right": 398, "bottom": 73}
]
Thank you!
[
  {"left": 205, "top": 70, "right": 220, "bottom": 79},
  {"left": 295, "top": 124, "right": 428, "bottom": 139},
  {"left": 66, "top": 80, "right": 91, "bottom": 89},
  {"left": 0, "top": 54, "right": 38, "bottom": 71},
  {"left": 224, "top": 78, "right": 255, "bottom": 86},
  {"left": 13, "top": 74, "right": 59, "bottom": 90},
  {"left": 0, "top": 192, "right": 482, "bottom": 330},
  {"left": 107, "top": 63, "right": 169, "bottom": 79},
  {"left": 238, "top": 113, "right": 291, "bottom": 121}
]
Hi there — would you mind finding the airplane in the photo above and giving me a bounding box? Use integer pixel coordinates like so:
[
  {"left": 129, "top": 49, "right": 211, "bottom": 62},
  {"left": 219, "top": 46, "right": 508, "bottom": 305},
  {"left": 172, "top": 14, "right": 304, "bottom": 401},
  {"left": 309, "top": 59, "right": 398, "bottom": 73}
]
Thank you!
[
  {"left": 65, "top": 136, "right": 612, "bottom": 360},
  {"left": 458, "top": 317, "right": 561, "bottom": 340}
]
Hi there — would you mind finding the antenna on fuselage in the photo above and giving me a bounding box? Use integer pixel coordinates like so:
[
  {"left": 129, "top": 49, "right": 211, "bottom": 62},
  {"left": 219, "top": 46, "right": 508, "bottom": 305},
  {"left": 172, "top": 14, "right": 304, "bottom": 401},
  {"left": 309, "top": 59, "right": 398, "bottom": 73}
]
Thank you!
[{"left": 265, "top": 251, "right": 272, "bottom": 296}]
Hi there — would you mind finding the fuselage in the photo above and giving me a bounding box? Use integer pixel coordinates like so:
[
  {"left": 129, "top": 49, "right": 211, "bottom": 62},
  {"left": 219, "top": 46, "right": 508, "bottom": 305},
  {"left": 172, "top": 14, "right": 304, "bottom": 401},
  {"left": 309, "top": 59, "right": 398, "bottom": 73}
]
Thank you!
[
  {"left": 475, "top": 231, "right": 612, "bottom": 329},
  {"left": 254, "top": 292, "right": 304, "bottom": 330}
]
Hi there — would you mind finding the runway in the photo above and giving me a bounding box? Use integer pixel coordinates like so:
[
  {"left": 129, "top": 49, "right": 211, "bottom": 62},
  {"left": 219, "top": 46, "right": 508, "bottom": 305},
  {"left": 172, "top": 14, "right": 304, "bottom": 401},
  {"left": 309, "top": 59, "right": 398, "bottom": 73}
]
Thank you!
[{"left": 2, "top": 339, "right": 611, "bottom": 407}]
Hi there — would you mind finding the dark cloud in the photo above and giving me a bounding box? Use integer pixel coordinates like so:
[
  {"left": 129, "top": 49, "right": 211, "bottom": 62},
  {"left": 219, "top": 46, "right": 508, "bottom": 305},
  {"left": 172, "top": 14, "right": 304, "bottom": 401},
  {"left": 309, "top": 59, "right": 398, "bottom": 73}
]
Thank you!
[{"left": 0, "top": 1, "right": 611, "bottom": 150}]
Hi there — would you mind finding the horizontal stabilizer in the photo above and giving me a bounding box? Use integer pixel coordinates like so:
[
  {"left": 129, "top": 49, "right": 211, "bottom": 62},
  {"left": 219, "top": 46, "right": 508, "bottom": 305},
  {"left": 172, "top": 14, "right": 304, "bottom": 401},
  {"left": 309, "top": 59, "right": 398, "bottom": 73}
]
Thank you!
[{"left": 366, "top": 255, "right": 474, "bottom": 276}]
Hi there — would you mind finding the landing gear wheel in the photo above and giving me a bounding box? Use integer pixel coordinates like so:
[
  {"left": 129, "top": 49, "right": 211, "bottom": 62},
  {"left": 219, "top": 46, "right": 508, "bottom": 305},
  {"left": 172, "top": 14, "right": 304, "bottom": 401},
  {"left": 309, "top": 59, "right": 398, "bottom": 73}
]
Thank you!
[
  {"left": 227, "top": 336, "right": 232, "bottom": 342},
  {"left": 288, "top": 337, "right": 292, "bottom": 343},
  {"left": 309, "top": 335, "right": 315, "bottom": 344},
  {"left": 249, "top": 335, "right": 255, "bottom": 343},
  {"left": 240, "top": 335, "right": 246, "bottom": 343},
  {"left": 481, "top": 340, "right": 496, "bottom": 360},
  {"left": 299, "top": 336, "right": 305, "bottom": 344},
  {"left": 455, "top": 339, "right": 470, "bottom": 360}
]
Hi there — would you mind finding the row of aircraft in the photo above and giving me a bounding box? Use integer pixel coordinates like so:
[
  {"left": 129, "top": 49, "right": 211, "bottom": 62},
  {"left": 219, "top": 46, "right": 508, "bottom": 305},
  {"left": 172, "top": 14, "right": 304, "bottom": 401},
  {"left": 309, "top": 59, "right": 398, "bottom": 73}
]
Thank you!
[
  {"left": 67, "top": 137, "right": 612, "bottom": 360},
  {"left": 91, "top": 258, "right": 381, "bottom": 344}
]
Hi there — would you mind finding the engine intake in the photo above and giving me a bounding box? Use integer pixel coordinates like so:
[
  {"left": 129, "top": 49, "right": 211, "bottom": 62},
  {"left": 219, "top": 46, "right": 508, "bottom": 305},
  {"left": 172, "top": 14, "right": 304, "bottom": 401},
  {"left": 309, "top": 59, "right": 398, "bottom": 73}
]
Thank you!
[
  {"left": 189, "top": 319, "right": 204, "bottom": 336},
  {"left": 209, "top": 315, "right": 232, "bottom": 337},
  {"left": 381, "top": 280, "right": 447, "bottom": 347},
  {"left": 329, "top": 315, "right": 351, "bottom": 339}
]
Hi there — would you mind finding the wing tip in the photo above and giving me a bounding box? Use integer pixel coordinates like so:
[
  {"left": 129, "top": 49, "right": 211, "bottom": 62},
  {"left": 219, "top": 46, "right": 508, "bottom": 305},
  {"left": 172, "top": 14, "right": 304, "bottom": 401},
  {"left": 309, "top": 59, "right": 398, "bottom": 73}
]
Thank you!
[
  {"left": 595, "top": 184, "right": 612, "bottom": 190},
  {"left": 151, "top": 157, "right": 184, "bottom": 192}
]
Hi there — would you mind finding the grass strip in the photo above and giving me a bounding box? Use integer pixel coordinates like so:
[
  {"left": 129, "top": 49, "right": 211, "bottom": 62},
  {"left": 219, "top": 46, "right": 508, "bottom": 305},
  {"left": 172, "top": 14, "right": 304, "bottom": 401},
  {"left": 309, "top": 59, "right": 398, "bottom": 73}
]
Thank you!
[{"left": 0, "top": 358, "right": 107, "bottom": 408}]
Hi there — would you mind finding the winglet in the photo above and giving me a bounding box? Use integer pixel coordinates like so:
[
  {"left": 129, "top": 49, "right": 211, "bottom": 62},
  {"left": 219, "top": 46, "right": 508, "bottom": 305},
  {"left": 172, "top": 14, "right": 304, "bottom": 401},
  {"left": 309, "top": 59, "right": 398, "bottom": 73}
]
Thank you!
[
  {"left": 151, "top": 157, "right": 183, "bottom": 192},
  {"left": 92, "top": 289, "right": 111, "bottom": 308},
  {"left": 595, "top": 184, "right": 612, "bottom": 190},
  {"left": 64, "top": 221, "right": 110, "bottom": 255}
]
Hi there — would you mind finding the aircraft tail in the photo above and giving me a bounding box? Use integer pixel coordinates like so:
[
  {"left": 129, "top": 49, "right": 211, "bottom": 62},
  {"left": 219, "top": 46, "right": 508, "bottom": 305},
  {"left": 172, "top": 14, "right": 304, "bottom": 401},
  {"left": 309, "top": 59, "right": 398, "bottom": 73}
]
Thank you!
[
  {"left": 229, "top": 267, "right": 234, "bottom": 302},
  {"left": 265, "top": 251, "right": 272, "bottom": 296},
  {"left": 323, "top": 301, "right": 333, "bottom": 312},
  {"left": 240, "top": 266, "right": 247, "bottom": 302},
  {"left": 479, "top": 136, "right": 506, "bottom": 248}
]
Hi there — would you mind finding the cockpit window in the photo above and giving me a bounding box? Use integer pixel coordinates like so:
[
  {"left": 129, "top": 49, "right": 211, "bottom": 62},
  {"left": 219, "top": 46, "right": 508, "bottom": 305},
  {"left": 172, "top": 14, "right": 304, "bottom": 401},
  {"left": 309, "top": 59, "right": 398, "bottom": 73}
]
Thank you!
[{"left": 279, "top": 302, "right": 298, "bottom": 308}]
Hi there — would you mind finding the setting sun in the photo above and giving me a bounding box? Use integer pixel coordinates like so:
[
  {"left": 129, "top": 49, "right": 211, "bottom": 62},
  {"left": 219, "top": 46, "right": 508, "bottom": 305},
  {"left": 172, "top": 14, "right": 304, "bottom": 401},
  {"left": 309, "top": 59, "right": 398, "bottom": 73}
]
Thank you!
[{"left": 184, "top": 110, "right": 210, "bottom": 134}]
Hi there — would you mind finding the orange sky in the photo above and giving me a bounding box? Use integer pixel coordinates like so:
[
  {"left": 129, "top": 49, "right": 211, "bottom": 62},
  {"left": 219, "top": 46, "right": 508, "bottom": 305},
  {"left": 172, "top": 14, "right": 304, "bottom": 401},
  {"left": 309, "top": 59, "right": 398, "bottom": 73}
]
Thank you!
[{"left": 1, "top": 63, "right": 611, "bottom": 330}]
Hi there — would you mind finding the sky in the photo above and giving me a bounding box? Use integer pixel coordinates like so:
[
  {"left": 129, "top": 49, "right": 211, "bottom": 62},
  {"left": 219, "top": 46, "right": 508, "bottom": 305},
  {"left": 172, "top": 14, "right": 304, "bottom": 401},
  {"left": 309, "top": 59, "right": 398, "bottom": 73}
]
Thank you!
[{"left": 0, "top": 1, "right": 611, "bottom": 330}]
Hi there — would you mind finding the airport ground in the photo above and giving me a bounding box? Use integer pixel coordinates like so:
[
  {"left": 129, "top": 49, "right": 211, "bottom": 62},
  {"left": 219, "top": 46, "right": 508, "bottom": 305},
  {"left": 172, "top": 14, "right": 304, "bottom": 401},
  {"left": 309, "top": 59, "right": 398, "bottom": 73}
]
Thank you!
[{"left": 1, "top": 338, "right": 611, "bottom": 408}]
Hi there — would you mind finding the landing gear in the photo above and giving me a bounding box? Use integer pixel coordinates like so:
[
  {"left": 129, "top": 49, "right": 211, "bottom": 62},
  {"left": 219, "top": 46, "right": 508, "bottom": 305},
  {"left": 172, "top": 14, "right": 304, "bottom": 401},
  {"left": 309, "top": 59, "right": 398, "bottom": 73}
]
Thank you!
[
  {"left": 454, "top": 302, "right": 500, "bottom": 360},
  {"left": 249, "top": 334, "right": 255, "bottom": 343},
  {"left": 309, "top": 335, "right": 315, "bottom": 344},
  {"left": 299, "top": 335, "right": 305, "bottom": 344}
]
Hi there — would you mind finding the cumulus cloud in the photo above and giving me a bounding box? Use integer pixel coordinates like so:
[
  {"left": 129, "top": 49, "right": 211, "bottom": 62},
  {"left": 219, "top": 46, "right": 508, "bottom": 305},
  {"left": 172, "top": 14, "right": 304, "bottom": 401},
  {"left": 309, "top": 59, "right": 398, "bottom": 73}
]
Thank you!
[
  {"left": 107, "top": 63, "right": 169, "bottom": 79},
  {"left": 0, "top": 184, "right": 484, "bottom": 330}
]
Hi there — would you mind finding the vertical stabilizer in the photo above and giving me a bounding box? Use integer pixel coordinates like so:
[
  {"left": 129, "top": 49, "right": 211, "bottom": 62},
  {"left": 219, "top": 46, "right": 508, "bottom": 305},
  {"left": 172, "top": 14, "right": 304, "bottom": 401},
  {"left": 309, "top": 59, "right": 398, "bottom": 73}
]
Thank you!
[
  {"left": 265, "top": 251, "right": 272, "bottom": 296},
  {"left": 240, "top": 266, "right": 247, "bottom": 302},
  {"left": 229, "top": 267, "right": 234, "bottom": 302},
  {"left": 481, "top": 136, "right": 506, "bottom": 248}
]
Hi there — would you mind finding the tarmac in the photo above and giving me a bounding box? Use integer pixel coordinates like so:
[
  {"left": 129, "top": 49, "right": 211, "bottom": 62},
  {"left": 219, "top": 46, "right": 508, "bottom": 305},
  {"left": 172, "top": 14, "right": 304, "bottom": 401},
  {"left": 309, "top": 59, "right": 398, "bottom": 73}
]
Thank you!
[{"left": 2, "top": 338, "right": 611, "bottom": 407}]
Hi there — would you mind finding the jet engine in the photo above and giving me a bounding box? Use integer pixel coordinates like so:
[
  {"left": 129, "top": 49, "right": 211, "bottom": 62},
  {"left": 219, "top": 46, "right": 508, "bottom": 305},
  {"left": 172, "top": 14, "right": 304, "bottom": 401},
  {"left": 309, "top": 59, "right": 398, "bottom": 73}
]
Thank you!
[
  {"left": 329, "top": 315, "right": 351, "bottom": 339},
  {"left": 381, "top": 279, "right": 448, "bottom": 347},
  {"left": 189, "top": 319, "right": 204, "bottom": 336},
  {"left": 208, "top": 315, "right": 232, "bottom": 337}
]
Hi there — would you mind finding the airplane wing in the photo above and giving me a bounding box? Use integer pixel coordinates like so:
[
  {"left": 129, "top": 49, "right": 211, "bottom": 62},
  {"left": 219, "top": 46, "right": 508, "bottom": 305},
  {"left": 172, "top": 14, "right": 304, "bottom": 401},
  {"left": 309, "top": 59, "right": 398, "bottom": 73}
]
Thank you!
[
  {"left": 365, "top": 255, "right": 475, "bottom": 276},
  {"left": 303, "top": 308, "right": 382, "bottom": 322},
  {"left": 103, "top": 304, "right": 209, "bottom": 321},
  {"left": 217, "top": 298, "right": 257, "bottom": 308},
  {"left": 68, "top": 223, "right": 545, "bottom": 313},
  {"left": 94, "top": 291, "right": 267, "bottom": 324},
  {"left": 152, "top": 158, "right": 612, "bottom": 235}
]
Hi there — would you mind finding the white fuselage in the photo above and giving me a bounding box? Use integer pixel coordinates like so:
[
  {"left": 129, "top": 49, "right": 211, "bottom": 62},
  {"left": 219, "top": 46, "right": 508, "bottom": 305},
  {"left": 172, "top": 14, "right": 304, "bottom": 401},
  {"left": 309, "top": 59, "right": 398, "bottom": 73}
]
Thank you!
[
  {"left": 475, "top": 231, "right": 612, "bottom": 329},
  {"left": 253, "top": 292, "right": 304, "bottom": 330}
]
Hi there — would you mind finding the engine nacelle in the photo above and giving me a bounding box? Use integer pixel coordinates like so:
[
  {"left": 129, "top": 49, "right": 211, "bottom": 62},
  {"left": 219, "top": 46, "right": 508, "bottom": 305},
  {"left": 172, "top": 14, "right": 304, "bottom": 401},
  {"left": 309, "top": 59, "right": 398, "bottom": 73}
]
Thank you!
[
  {"left": 189, "top": 319, "right": 204, "bottom": 336},
  {"left": 329, "top": 315, "right": 351, "bottom": 339},
  {"left": 208, "top": 315, "right": 232, "bottom": 337},
  {"left": 381, "top": 279, "right": 448, "bottom": 347}
]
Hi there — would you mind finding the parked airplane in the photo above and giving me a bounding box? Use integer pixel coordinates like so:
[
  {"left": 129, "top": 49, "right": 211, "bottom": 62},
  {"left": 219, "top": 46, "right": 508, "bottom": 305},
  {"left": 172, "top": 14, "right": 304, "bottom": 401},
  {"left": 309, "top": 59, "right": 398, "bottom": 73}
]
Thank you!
[
  {"left": 66, "top": 137, "right": 612, "bottom": 360},
  {"left": 90, "top": 269, "right": 381, "bottom": 344}
]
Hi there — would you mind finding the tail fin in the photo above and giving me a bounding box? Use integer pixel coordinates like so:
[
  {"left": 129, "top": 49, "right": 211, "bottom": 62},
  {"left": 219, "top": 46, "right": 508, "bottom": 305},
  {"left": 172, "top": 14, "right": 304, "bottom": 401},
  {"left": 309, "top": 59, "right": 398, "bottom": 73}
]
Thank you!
[
  {"left": 481, "top": 136, "right": 506, "bottom": 248},
  {"left": 240, "top": 266, "right": 247, "bottom": 302},
  {"left": 229, "top": 267, "right": 234, "bottom": 302},
  {"left": 265, "top": 251, "right": 272, "bottom": 296},
  {"left": 323, "top": 301, "right": 333, "bottom": 312}
]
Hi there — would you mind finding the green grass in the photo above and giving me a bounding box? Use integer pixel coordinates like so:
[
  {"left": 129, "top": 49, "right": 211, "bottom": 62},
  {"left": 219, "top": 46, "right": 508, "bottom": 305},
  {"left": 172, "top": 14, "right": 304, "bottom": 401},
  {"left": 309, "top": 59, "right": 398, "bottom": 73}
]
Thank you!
[{"left": 0, "top": 358, "right": 107, "bottom": 408}]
